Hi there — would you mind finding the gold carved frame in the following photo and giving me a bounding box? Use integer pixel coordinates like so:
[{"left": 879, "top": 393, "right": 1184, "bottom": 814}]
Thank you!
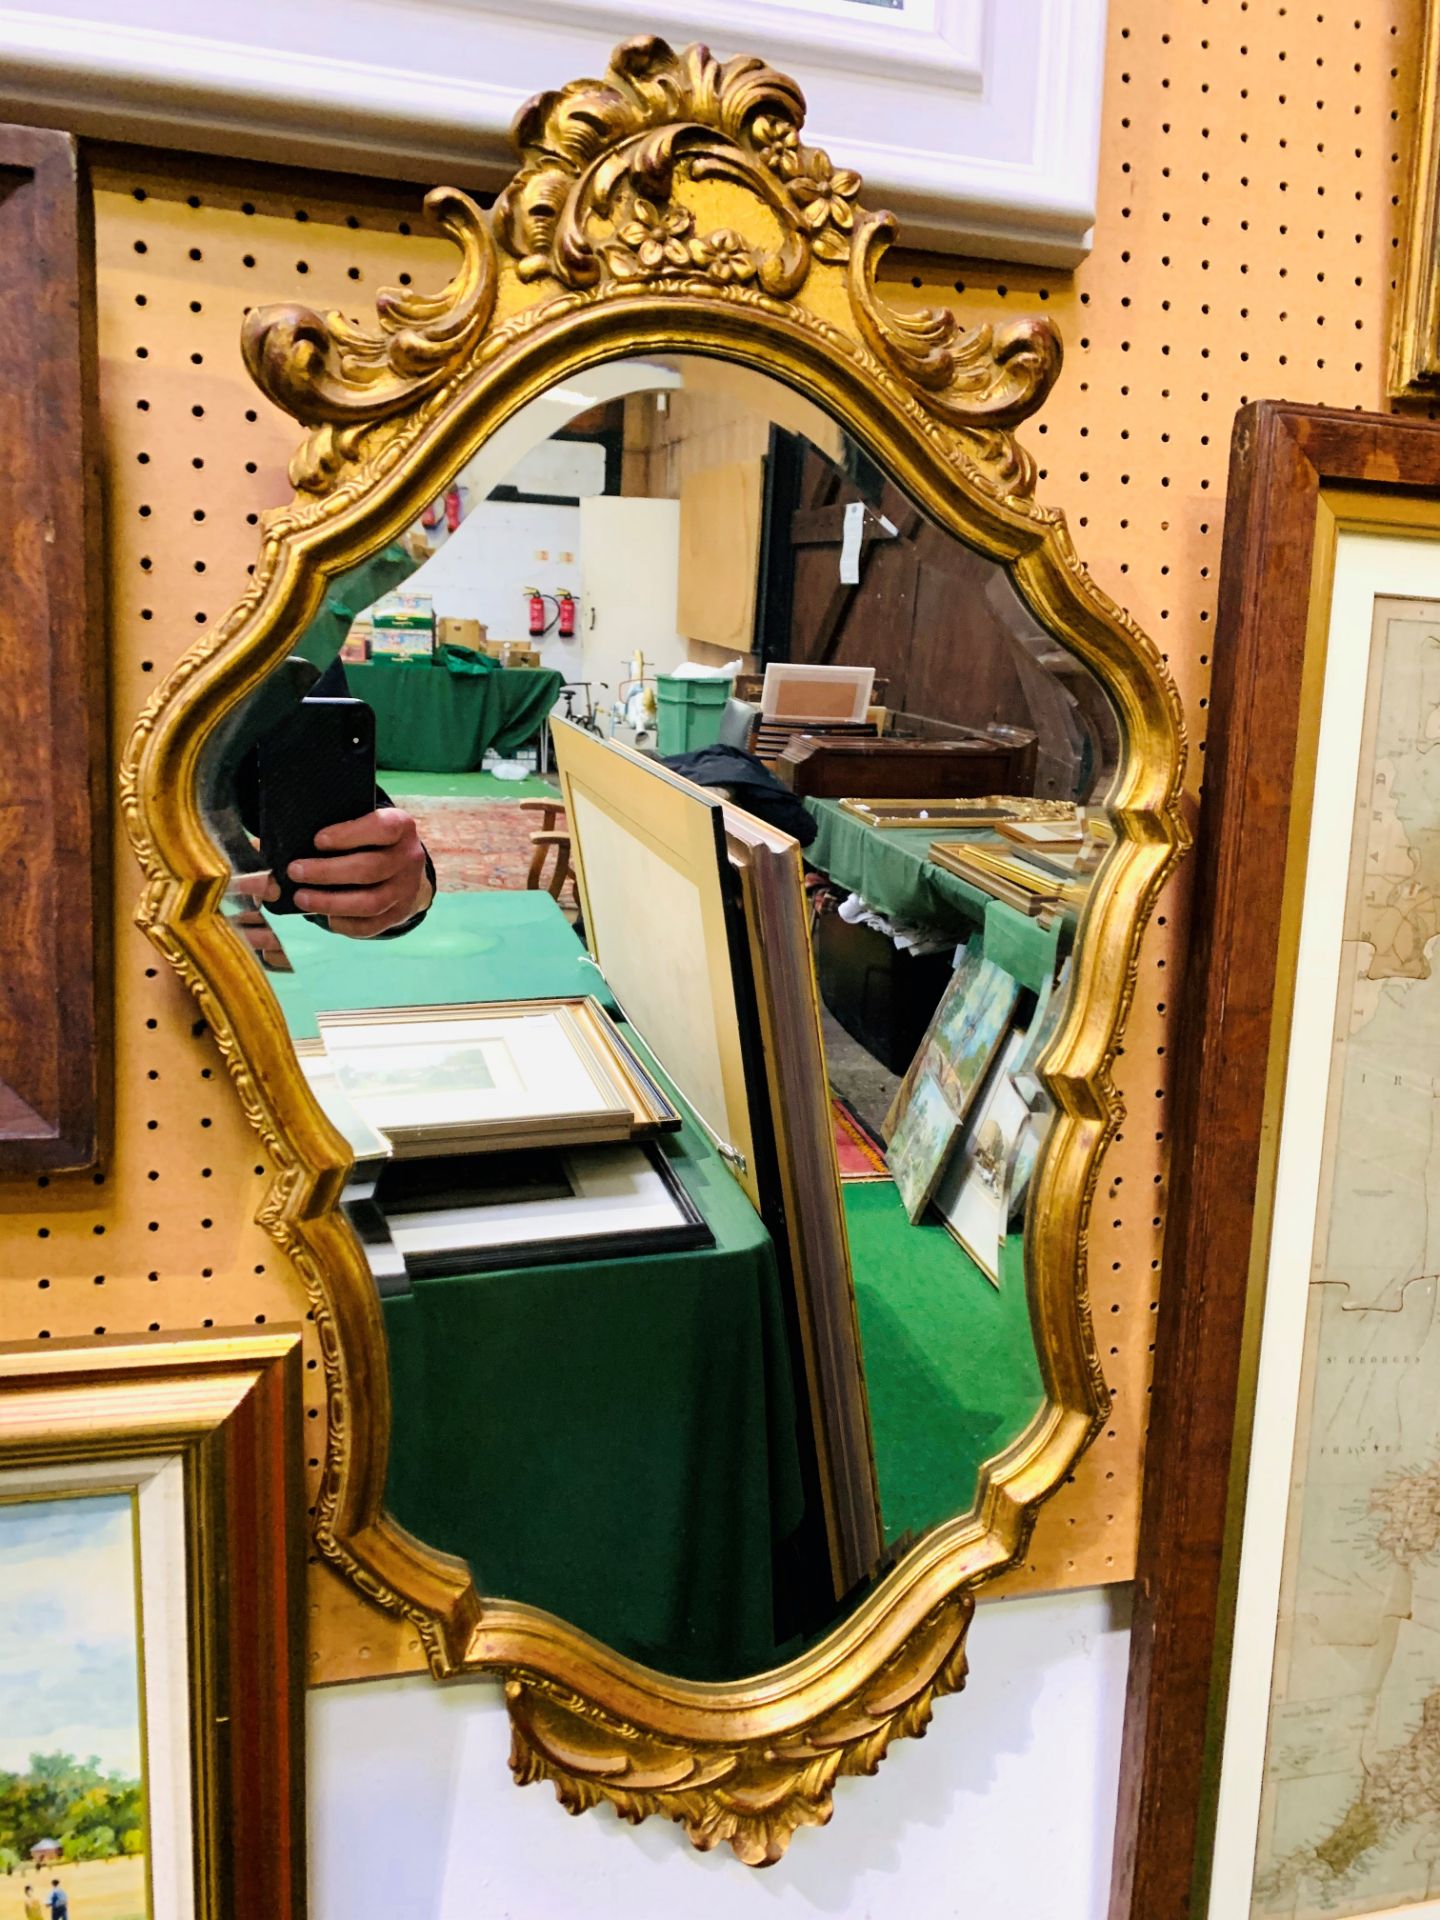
[{"left": 121, "top": 38, "right": 1188, "bottom": 1865}]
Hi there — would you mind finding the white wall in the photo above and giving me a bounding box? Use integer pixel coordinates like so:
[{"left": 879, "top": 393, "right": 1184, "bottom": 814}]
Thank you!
[
  {"left": 308, "top": 1584, "right": 1130, "bottom": 1920},
  {"left": 411, "top": 499, "right": 586, "bottom": 677}
]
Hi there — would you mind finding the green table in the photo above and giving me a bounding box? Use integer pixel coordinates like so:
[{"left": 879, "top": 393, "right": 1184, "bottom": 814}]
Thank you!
[
  {"left": 803, "top": 797, "right": 1065, "bottom": 997},
  {"left": 265, "top": 890, "right": 616, "bottom": 1040},
  {"left": 347, "top": 651, "right": 564, "bottom": 774},
  {"left": 266, "top": 891, "right": 814, "bottom": 1680}
]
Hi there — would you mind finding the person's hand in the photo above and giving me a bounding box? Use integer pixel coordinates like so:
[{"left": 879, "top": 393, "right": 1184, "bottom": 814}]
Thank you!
[{"left": 287, "top": 807, "right": 434, "bottom": 938}]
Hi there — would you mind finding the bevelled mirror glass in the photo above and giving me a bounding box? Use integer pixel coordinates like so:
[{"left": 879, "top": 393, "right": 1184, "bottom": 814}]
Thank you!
[{"left": 126, "top": 34, "right": 1186, "bottom": 1865}]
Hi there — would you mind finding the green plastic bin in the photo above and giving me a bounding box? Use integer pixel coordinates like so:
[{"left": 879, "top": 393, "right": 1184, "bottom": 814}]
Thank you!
[{"left": 655, "top": 674, "right": 731, "bottom": 756}]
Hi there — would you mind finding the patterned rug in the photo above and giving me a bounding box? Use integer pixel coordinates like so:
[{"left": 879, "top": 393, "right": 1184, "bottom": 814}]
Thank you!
[
  {"left": 832, "top": 1096, "right": 890, "bottom": 1181},
  {"left": 396, "top": 795, "right": 573, "bottom": 899}
]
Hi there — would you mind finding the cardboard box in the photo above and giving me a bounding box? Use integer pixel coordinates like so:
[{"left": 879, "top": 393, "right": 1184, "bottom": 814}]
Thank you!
[
  {"left": 372, "top": 629, "right": 434, "bottom": 659},
  {"left": 372, "top": 590, "right": 435, "bottom": 658},
  {"left": 481, "top": 638, "right": 541, "bottom": 668},
  {"left": 437, "top": 616, "right": 487, "bottom": 651},
  {"left": 339, "top": 615, "right": 373, "bottom": 665}
]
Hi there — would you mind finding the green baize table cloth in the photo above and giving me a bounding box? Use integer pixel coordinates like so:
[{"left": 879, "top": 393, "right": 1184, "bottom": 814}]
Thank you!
[
  {"left": 801, "top": 798, "right": 1055, "bottom": 1541},
  {"left": 346, "top": 647, "right": 565, "bottom": 775},
  {"left": 803, "top": 796, "right": 1066, "bottom": 995},
  {"left": 266, "top": 889, "right": 810, "bottom": 1680}
]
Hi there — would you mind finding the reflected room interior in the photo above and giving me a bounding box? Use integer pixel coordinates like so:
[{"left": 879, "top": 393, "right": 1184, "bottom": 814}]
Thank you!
[{"left": 204, "top": 352, "right": 1119, "bottom": 1682}]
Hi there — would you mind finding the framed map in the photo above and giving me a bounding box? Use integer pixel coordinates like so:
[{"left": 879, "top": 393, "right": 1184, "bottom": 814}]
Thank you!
[
  {"left": 1217, "top": 554, "right": 1440, "bottom": 1919},
  {"left": 1111, "top": 409, "right": 1440, "bottom": 1920}
]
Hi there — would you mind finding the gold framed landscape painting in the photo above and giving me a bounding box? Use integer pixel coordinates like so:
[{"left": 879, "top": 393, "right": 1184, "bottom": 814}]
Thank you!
[
  {"left": 0, "top": 1481, "right": 151, "bottom": 1919},
  {"left": 0, "top": 1332, "right": 305, "bottom": 1920}
]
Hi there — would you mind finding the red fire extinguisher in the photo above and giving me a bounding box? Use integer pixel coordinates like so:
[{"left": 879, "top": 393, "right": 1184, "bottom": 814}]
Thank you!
[
  {"left": 526, "top": 589, "right": 546, "bottom": 637},
  {"left": 556, "top": 591, "right": 577, "bottom": 639}
]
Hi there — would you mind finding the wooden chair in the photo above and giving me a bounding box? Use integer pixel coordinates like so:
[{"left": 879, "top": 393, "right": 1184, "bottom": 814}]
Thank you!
[{"left": 519, "top": 798, "right": 573, "bottom": 900}]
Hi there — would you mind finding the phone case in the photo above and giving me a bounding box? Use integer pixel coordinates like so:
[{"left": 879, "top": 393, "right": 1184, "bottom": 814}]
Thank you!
[{"left": 257, "top": 697, "right": 377, "bottom": 915}]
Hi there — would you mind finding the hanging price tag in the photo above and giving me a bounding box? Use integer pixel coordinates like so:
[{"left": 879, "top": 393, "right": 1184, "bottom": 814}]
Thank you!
[{"left": 839, "top": 499, "right": 865, "bottom": 584}]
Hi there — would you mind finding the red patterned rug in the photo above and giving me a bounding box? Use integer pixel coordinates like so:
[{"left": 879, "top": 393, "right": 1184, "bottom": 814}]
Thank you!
[
  {"left": 832, "top": 1096, "right": 890, "bottom": 1181},
  {"left": 399, "top": 797, "right": 574, "bottom": 898}
]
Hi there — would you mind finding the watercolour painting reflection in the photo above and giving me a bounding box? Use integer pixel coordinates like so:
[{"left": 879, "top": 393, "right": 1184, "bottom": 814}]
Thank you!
[{"left": 0, "top": 1492, "right": 148, "bottom": 1920}]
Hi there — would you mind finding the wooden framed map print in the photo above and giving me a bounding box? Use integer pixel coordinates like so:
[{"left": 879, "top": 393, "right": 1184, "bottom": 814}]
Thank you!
[{"left": 1113, "top": 406, "right": 1440, "bottom": 1920}]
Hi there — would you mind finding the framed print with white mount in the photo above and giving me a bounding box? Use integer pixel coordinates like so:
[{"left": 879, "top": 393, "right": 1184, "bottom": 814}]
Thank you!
[
  {"left": 0, "top": 1330, "right": 306, "bottom": 1919},
  {"left": 0, "top": 6, "right": 1108, "bottom": 265},
  {"left": 310, "top": 996, "right": 679, "bottom": 1157},
  {"left": 1112, "top": 404, "right": 1440, "bottom": 1920}
]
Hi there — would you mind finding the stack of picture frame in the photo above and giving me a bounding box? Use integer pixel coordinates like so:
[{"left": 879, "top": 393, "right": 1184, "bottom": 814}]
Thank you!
[{"left": 882, "top": 943, "right": 1070, "bottom": 1280}]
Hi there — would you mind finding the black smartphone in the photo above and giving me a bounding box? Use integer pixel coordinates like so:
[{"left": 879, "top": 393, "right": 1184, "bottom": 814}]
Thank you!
[{"left": 256, "top": 696, "right": 377, "bottom": 915}]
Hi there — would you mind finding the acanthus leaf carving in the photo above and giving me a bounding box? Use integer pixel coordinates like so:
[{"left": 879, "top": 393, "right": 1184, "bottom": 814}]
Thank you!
[
  {"left": 501, "top": 1594, "right": 973, "bottom": 1865},
  {"left": 240, "top": 185, "right": 497, "bottom": 492},
  {"left": 495, "top": 36, "right": 822, "bottom": 298},
  {"left": 849, "top": 211, "right": 1063, "bottom": 495}
]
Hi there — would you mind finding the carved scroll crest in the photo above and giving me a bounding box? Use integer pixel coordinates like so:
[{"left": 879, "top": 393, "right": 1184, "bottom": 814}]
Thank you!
[
  {"left": 496, "top": 34, "right": 830, "bottom": 297},
  {"left": 239, "top": 35, "right": 1060, "bottom": 500},
  {"left": 241, "top": 185, "right": 497, "bottom": 491}
]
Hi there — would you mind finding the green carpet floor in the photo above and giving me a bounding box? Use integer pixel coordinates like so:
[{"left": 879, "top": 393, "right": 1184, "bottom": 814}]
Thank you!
[
  {"left": 844, "top": 1182, "right": 1044, "bottom": 1545},
  {"left": 380, "top": 766, "right": 559, "bottom": 800}
]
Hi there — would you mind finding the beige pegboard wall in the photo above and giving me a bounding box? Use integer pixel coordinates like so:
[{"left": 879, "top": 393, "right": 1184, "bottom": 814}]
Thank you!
[
  {"left": 0, "top": 0, "right": 1421, "bottom": 1679},
  {"left": 985, "top": 0, "right": 1422, "bottom": 1593},
  {"left": 0, "top": 159, "right": 455, "bottom": 1684}
]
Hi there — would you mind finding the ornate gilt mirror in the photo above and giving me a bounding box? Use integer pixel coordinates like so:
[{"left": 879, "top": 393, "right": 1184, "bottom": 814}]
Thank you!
[{"left": 123, "top": 37, "right": 1186, "bottom": 1865}]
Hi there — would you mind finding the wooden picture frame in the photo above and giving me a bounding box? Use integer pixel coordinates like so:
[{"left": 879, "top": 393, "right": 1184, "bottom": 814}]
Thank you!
[
  {"left": 1112, "top": 402, "right": 1440, "bottom": 1920},
  {"left": 0, "top": 124, "right": 108, "bottom": 1171},
  {"left": 0, "top": 1329, "right": 306, "bottom": 1918},
  {"left": 552, "top": 717, "right": 885, "bottom": 1596},
  {"left": 761, "top": 660, "right": 875, "bottom": 724}
]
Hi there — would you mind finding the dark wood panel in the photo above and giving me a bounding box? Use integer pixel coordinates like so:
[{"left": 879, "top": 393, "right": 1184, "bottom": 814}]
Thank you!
[
  {"left": 1110, "top": 401, "right": 1440, "bottom": 1920},
  {"left": 0, "top": 126, "right": 108, "bottom": 1170},
  {"left": 771, "top": 434, "right": 1094, "bottom": 790}
]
